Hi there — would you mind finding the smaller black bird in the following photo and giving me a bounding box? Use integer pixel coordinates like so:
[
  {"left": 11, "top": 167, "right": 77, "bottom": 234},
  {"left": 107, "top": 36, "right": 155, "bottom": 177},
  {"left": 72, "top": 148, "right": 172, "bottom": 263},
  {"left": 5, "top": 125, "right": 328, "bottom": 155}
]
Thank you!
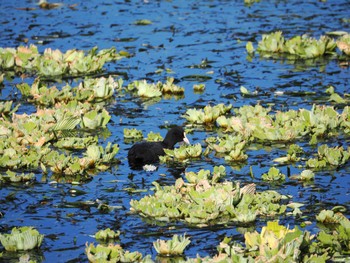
[{"left": 127, "top": 126, "right": 190, "bottom": 168}]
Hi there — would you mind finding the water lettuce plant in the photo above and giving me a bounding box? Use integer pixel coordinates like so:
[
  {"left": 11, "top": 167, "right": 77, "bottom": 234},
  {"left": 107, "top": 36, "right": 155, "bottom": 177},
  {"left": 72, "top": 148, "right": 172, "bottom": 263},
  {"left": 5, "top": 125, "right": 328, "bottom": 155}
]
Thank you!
[
  {"left": 161, "top": 143, "right": 202, "bottom": 163},
  {"left": 0, "top": 227, "right": 44, "bottom": 251},
  {"left": 274, "top": 144, "right": 304, "bottom": 163},
  {"left": 205, "top": 135, "right": 248, "bottom": 162},
  {"left": 183, "top": 103, "right": 232, "bottom": 125},
  {"left": 153, "top": 234, "right": 191, "bottom": 256},
  {"left": 95, "top": 228, "right": 120, "bottom": 241},
  {"left": 123, "top": 128, "right": 143, "bottom": 140},
  {"left": 85, "top": 243, "right": 145, "bottom": 262},
  {"left": 146, "top": 131, "right": 163, "bottom": 142},
  {"left": 290, "top": 169, "right": 315, "bottom": 182},
  {"left": 261, "top": 167, "right": 286, "bottom": 181},
  {"left": 185, "top": 165, "right": 226, "bottom": 184},
  {"left": 337, "top": 33, "right": 350, "bottom": 55}
]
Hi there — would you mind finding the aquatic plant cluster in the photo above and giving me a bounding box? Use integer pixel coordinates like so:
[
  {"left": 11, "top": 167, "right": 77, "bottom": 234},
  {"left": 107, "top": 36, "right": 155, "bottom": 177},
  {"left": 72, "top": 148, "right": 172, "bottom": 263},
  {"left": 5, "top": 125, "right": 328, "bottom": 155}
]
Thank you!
[
  {"left": 1, "top": 2, "right": 350, "bottom": 261},
  {"left": 247, "top": 31, "right": 350, "bottom": 59},
  {"left": 0, "top": 45, "right": 128, "bottom": 76},
  {"left": 0, "top": 76, "right": 121, "bottom": 182}
]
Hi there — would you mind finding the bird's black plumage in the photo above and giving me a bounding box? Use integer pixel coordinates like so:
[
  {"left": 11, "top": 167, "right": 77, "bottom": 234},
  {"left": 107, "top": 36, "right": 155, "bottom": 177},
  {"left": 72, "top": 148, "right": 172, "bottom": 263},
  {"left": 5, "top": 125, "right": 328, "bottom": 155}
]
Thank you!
[{"left": 127, "top": 126, "right": 189, "bottom": 168}]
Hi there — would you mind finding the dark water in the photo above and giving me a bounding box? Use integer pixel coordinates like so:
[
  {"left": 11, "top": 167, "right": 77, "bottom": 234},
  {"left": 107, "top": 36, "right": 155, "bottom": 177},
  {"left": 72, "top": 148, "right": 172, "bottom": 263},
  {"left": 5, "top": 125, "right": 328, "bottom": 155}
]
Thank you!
[{"left": 0, "top": 0, "right": 350, "bottom": 262}]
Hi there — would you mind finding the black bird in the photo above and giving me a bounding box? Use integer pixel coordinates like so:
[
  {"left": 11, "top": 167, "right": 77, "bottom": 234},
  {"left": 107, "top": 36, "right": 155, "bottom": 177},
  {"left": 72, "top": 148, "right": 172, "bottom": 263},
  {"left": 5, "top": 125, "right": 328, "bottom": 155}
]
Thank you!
[{"left": 127, "top": 126, "right": 190, "bottom": 168}]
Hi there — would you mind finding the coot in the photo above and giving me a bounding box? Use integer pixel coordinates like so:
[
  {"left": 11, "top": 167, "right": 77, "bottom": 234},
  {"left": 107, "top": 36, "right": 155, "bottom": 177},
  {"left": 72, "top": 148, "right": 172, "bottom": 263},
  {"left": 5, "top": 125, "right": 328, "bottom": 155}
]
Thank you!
[{"left": 127, "top": 126, "right": 190, "bottom": 168}]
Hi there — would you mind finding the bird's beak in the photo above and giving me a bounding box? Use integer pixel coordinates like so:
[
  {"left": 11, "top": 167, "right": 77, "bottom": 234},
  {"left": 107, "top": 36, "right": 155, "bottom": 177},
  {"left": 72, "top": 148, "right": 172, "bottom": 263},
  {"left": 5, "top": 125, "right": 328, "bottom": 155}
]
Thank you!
[{"left": 183, "top": 133, "right": 190, "bottom": 145}]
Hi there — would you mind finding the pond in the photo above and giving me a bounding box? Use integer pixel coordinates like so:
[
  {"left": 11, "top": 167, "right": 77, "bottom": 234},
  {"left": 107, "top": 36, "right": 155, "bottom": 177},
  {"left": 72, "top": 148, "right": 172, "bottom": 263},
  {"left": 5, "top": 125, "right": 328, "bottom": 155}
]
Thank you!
[{"left": 0, "top": 0, "right": 349, "bottom": 262}]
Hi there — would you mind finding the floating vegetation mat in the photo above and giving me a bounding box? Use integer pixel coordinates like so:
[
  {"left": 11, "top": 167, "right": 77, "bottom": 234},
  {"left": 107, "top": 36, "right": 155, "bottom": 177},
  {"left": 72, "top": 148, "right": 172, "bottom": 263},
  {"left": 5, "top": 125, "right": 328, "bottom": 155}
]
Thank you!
[{"left": 130, "top": 166, "right": 294, "bottom": 226}]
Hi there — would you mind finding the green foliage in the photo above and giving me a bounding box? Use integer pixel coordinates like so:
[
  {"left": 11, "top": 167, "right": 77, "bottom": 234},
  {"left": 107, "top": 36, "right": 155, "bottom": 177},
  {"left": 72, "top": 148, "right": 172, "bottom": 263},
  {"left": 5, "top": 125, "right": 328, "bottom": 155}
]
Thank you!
[
  {"left": 161, "top": 143, "right": 202, "bottom": 163},
  {"left": 185, "top": 165, "right": 226, "bottom": 184},
  {"left": 127, "top": 78, "right": 185, "bottom": 100},
  {"left": 316, "top": 209, "right": 348, "bottom": 224},
  {"left": 337, "top": 33, "right": 350, "bottom": 55},
  {"left": 0, "top": 45, "right": 128, "bottom": 76},
  {"left": 206, "top": 135, "right": 248, "bottom": 162},
  {"left": 16, "top": 76, "right": 120, "bottom": 106},
  {"left": 261, "top": 167, "right": 286, "bottom": 181},
  {"left": 123, "top": 128, "right": 143, "bottom": 140},
  {"left": 306, "top": 144, "right": 350, "bottom": 169},
  {"left": 85, "top": 243, "right": 145, "bottom": 262},
  {"left": 311, "top": 213, "right": 350, "bottom": 260},
  {"left": 0, "top": 170, "right": 35, "bottom": 184},
  {"left": 146, "top": 131, "right": 163, "bottom": 142},
  {"left": 216, "top": 104, "right": 343, "bottom": 146},
  {"left": 251, "top": 31, "right": 337, "bottom": 58},
  {"left": 153, "top": 234, "right": 191, "bottom": 256},
  {"left": 130, "top": 171, "right": 289, "bottom": 226},
  {"left": 183, "top": 103, "right": 232, "bottom": 125},
  {"left": 0, "top": 226, "right": 44, "bottom": 251},
  {"left": 95, "top": 228, "right": 120, "bottom": 241}
]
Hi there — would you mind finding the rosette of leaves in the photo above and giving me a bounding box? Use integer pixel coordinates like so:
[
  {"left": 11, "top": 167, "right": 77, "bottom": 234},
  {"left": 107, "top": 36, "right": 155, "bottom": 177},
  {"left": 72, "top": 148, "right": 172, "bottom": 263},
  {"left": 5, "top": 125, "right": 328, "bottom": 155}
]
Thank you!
[
  {"left": 160, "top": 77, "right": 185, "bottom": 95},
  {"left": 183, "top": 103, "right": 232, "bottom": 125},
  {"left": 15, "top": 45, "right": 40, "bottom": 69},
  {"left": 274, "top": 144, "right": 304, "bottom": 163},
  {"left": 256, "top": 31, "right": 285, "bottom": 53},
  {"left": 290, "top": 169, "right": 315, "bottom": 182},
  {"left": 185, "top": 165, "right": 226, "bottom": 184},
  {"left": 129, "top": 80, "right": 162, "bottom": 98},
  {"left": 0, "top": 101, "right": 19, "bottom": 117},
  {"left": 95, "top": 228, "right": 120, "bottom": 241},
  {"left": 153, "top": 234, "right": 191, "bottom": 256},
  {"left": 123, "top": 128, "right": 143, "bottom": 140},
  {"left": 146, "top": 131, "right": 163, "bottom": 142},
  {"left": 36, "top": 48, "right": 68, "bottom": 76},
  {"left": 81, "top": 107, "right": 111, "bottom": 129},
  {"left": 161, "top": 143, "right": 202, "bottom": 163},
  {"left": 261, "top": 167, "right": 286, "bottom": 181},
  {"left": 83, "top": 76, "right": 118, "bottom": 100},
  {"left": 336, "top": 33, "right": 350, "bottom": 55},
  {"left": 193, "top": 83, "right": 205, "bottom": 93},
  {"left": 0, "top": 47, "right": 17, "bottom": 69},
  {"left": 0, "top": 226, "right": 44, "bottom": 251},
  {"left": 306, "top": 144, "right": 350, "bottom": 169},
  {"left": 0, "top": 170, "right": 35, "bottom": 184},
  {"left": 85, "top": 243, "right": 144, "bottom": 263},
  {"left": 85, "top": 142, "right": 120, "bottom": 165},
  {"left": 207, "top": 135, "right": 248, "bottom": 162}
]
